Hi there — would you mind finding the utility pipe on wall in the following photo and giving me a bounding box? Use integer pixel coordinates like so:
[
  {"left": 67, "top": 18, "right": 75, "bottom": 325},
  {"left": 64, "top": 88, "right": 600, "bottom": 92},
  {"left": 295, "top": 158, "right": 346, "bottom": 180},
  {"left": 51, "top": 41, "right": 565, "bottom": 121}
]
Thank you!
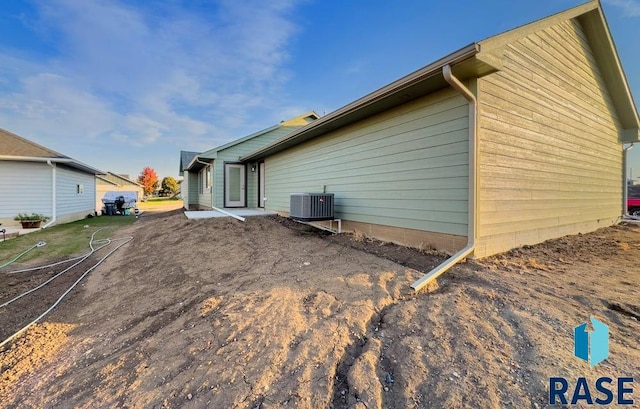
[
  {"left": 42, "top": 160, "right": 57, "bottom": 229},
  {"left": 411, "top": 64, "right": 478, "bottom": 291}
]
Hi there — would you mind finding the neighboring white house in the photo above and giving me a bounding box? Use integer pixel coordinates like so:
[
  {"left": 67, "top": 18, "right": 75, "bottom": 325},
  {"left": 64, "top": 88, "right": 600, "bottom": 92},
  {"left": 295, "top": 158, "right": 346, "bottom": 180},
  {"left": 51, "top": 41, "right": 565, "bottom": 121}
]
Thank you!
[{"left": 0, "top": 128, "right": 103, "bottom": 227}]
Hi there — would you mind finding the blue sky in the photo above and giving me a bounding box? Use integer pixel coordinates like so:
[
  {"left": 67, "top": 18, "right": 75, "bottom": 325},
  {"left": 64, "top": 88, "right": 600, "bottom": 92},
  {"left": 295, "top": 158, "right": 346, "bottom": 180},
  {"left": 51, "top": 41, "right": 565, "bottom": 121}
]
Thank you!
[{"left": 0, "top": 0, "right": 639, "bottom": 180}]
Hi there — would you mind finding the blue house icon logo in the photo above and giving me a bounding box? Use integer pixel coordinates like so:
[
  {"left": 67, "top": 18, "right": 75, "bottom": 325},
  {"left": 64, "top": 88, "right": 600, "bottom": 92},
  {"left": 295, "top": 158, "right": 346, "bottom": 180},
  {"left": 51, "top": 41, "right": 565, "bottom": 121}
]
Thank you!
[
  {"left": 574, "top": 317, "right": 609, "bottom": 367},
  {"left": 549, "top": 318, "right": 633, "bottom": 405}
]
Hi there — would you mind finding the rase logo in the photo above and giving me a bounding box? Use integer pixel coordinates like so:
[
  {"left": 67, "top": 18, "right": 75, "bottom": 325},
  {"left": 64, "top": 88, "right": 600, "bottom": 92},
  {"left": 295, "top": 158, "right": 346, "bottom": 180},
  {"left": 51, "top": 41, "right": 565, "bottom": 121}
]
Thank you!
[
  {"left": 549, "top": 317, "right": 634, "bottom": 406},
  {"left": 574, "top": 317, "right": 609, "bottom": 367}
]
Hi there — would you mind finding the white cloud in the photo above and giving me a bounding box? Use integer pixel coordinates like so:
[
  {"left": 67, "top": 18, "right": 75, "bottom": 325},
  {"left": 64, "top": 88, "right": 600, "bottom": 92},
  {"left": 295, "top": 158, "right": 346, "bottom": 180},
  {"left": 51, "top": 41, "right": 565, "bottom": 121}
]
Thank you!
[
  {"left": 0, "top": 73, "right": 116, "bottom": 142},
  {"left": 0, "top": 0, "right": 303, "bottom": 167},
  {"left": 605, "top": 0, "right": 640, "bottom": 17}
]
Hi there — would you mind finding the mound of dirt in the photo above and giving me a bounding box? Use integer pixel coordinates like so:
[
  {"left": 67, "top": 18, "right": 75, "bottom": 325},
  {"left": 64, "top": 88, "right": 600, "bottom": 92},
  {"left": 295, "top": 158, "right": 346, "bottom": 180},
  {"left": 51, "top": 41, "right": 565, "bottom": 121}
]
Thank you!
[{"left": 0, "top": 212, "right": 638, "bottom": 408}]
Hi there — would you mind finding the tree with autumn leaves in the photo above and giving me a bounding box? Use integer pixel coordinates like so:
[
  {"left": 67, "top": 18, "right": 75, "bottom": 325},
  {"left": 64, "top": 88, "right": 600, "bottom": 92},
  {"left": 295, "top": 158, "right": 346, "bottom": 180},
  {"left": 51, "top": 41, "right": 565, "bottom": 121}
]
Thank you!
[{"left": 138, "top": 166, "right": 159, "bottom": 196}]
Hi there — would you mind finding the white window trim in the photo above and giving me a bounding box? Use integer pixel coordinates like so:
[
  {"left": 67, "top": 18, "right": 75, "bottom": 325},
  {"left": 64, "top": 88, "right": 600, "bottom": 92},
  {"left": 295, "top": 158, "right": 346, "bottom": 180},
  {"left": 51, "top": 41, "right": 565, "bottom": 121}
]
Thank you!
[{"left": 200, "top": 166, "right": 211, "bottom": 194}]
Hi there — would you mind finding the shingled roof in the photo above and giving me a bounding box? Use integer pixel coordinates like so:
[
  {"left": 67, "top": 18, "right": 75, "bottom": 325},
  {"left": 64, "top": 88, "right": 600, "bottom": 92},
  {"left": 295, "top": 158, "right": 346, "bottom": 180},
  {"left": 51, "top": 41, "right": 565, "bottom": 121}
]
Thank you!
[
  {"left": 179, "top": 150, "right": 200, "bottom": 175},
  {"left": 0, "top": 128, "right": 67, "bottom": 158},
  {"left": 0, "top": 127, "right": 103, "bottom": 174}
]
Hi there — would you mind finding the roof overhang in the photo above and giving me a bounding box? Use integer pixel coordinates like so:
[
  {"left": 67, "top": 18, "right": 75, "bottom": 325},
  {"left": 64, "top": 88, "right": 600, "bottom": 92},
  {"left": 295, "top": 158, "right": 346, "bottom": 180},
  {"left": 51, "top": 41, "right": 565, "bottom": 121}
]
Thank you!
[
  {"left": 578, "top": 8, "right": 640, "bottom": 142},
  {"left": 185, "top": 155, "right": 213, "bottom": 172},
  {"left": 622, "top": 129, "right": 640, "bottom": 143},
  {"left": 105, "top": 172, "right": 143, "bottom": 187},
  {"left": 97, "top": 175, "right": 119, "bottom": 186},
  {"left": 0, "top": 155, "right": 104, "bottom": 175},
  {"left": 242, "top": 43, "right": 498, "bottom": 161}
]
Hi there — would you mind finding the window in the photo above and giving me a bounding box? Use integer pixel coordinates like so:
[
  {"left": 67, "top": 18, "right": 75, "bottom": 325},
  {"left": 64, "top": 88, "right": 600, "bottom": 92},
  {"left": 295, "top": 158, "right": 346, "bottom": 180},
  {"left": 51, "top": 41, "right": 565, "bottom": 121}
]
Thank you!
[
  {"left": 77, "top": 184, "right": 84, "bottom": 194},
  {"left": 200, "top": 166, "right": 211, "bottom": 194}
]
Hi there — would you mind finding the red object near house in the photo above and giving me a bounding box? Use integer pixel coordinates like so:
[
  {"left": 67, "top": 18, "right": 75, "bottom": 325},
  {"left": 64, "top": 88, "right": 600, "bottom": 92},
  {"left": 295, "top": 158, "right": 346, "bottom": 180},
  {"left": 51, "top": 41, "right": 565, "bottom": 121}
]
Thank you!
[{"left": 628, "top": 198, "right": 640, "bottom": 215}]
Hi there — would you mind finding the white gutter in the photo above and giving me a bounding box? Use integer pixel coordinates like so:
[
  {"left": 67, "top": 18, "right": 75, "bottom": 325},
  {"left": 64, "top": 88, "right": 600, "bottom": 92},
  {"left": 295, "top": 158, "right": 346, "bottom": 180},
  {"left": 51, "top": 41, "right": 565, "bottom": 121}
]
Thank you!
[
  {"left": 411, "top": 64, "right": 478, "bottom": 291},
  {"left": 195, "top": 158, "right": 212, "bottom": 167},
  {"left": 0, "top": 155, "right": 103, "bottom": 175},
  {"left": 185, "top": 155, "right": 213, "bottom": 172},
  {"left": 0, "top": 155, "right": 74, "bottom": 163},
  {"left": 42, "top": 160, "right": 57, "bottom": 229},
  {"left": 623, "top": 143, "right": 634, "bottom": 215},
  {"left": 241, "top": 44, "right": 480, "bottom": 162},
  {"left": 194, "top": 157, "right": 212, "bottom": 168}
]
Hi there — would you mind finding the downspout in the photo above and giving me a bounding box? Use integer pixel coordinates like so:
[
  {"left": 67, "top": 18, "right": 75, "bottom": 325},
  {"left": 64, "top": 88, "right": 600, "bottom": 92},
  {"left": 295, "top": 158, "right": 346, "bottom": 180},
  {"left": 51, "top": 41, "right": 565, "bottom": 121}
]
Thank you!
[
  {"left": 411, "top": 64, "right": 478, "bottom": 291},
  {"left": 623, "top": 143, "right": 634, "bottom": 216},
  {"left": 211, "top": 206, "right": 246, "bottom": 222},
  {"left": 42, "top": 160, "right": 57, "bottom": 229}
]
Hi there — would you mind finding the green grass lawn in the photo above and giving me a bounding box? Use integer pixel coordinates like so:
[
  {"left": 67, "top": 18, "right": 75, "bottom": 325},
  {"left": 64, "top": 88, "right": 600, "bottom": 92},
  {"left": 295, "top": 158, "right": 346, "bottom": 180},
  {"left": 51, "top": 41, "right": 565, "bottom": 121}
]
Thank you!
[{"left": 0, "top": 215, "right": 137, "bottom": 267}]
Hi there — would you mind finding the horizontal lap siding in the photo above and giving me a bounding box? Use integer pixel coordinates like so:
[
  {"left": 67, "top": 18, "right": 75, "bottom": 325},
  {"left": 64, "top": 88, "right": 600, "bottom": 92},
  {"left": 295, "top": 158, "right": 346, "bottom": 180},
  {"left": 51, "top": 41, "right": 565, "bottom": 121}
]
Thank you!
[
  {"left": 265, "top": 88, "right": 469, "bottom": 236},
  {"left": 197, "top": 185, "right": 212, "bottom": 208},
  {"left": 194, "top": 166, "right": 211, "bottom": 209},
  {"left": 476, "top": 19, "right": 622, "bottom": 256},
  {"left": 0, "top": 161, "right": 52, "bottom": 221},
  {"left": 56, "top": 165, "right": 96, "bottom": 222}
]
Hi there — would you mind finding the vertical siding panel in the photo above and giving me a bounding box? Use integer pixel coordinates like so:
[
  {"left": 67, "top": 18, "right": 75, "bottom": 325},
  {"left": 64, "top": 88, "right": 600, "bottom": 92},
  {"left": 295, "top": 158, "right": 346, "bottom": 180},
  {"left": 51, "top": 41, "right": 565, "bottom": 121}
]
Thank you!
[{"left": 476, "top": 19, "right": 622, "bottom": 256}]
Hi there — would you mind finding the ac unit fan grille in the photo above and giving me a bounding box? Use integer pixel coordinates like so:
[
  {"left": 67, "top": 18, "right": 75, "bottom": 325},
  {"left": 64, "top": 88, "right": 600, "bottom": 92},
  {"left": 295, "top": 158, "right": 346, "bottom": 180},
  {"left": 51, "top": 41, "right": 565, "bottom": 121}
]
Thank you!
[{"left": 290, "top": 193, "right": 334, "bottom": 221}]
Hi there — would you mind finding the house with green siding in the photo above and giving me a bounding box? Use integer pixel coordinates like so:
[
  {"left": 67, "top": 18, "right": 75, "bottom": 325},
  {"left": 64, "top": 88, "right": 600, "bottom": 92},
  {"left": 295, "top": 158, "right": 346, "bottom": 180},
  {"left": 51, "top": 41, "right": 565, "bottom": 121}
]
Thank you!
[
  {"left": 240, "top": 1, "right": 639, "bottom": 263},
  {"left": 180, "top": 112, "right": 318, "bottom": 210}
]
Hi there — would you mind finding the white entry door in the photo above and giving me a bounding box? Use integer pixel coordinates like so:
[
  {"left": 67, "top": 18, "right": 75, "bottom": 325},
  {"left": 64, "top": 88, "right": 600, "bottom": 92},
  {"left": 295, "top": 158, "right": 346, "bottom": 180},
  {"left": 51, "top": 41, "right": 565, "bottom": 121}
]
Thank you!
[
  {"left": 259, "top": 162, "right": 266, "bottom": 208},
  {"left": 225, "top": 164, "right": 245, "bottom": 207}
]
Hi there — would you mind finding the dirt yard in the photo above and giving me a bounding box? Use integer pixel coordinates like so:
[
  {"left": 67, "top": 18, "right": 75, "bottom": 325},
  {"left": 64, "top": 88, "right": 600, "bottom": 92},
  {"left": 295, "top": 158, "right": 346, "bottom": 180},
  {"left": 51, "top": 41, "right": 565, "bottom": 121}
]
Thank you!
[{"left": 0, "top": 210, "right": 638, "bottom": 408}]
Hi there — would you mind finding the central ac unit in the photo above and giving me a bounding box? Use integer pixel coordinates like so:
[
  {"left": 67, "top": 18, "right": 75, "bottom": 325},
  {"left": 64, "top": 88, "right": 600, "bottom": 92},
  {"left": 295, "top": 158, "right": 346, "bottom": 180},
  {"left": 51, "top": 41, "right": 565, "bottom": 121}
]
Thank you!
[{"left": 290, "top": 193, "right": 334, "bottom": 221}]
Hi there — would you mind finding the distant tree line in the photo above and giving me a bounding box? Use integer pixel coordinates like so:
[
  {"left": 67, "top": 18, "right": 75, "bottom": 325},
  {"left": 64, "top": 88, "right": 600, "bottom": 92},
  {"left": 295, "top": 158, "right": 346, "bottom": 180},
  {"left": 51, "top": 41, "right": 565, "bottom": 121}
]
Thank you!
[{"left": 137, "top": 167, "right": 179, "bottom": 197}]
